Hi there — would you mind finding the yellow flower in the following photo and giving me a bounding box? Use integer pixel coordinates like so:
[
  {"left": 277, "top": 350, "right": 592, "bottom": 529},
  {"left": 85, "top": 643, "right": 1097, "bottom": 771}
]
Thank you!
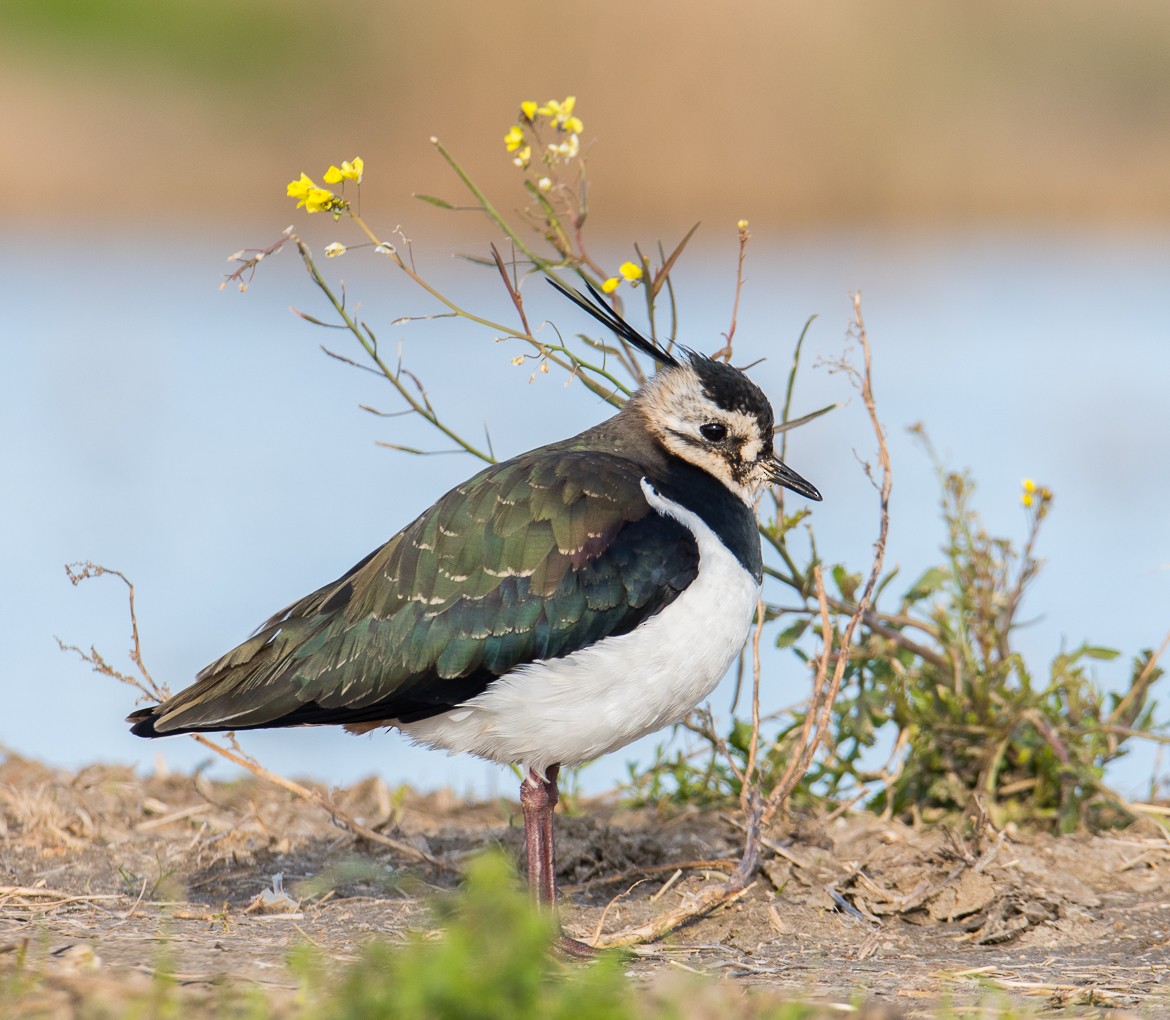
[
  {"left": 520, "top": 100, "right": 538, "bottom": 122},
  {"left": 305, "top": 190, "right": 338, "bottom": 214},
  {"left": 505, "top": 125, "right": 532, "bottom": 166},
  {"left": 324, "top": 242, "right": 347, "bottom": 258},
  {"left": 323, "top": 157, "right": 364, "bottom": 185},
  {"left": 286, "top": 173, "right": 338, "bottom": 214},
  {"left": 737, "top": 219, "right": 750, "bottom": 231},
  {"left": 1021, "top": 478, "right": 1053, "bottom": 510},
  {"left": 504, "top": 125, "right": 525, "bottom": 152},
  {"left": 287, "top": 173, "right": 314, "bottom": 199},
  {"left": 537, "top": 96, "right": 584, "bottom": 134},
  {"left": 600, "top": 262, "right": 642, "bottom": 294},
  {"left": 536, "top": 176, "right": 552, "bottom": 192}
]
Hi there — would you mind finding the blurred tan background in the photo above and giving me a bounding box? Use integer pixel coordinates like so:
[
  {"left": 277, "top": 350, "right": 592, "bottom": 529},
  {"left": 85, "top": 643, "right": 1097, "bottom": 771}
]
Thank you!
[{"left": 6, "top": 0, "right": 1170, "bottom": 234}]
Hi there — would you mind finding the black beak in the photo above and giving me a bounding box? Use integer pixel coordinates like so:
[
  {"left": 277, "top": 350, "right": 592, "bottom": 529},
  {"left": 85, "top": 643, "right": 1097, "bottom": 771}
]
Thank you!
[{"left": 766, "top": 457, "right": 822, "bottom": 501}]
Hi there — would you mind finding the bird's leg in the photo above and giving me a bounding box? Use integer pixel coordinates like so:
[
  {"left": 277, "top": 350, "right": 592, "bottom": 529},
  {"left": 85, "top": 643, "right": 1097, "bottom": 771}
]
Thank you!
[
  {"left": 537, "top": 764, "right": 560, "bottom": 905},
  {"left": 520, "top": 766, "right": 595, "bottom": 958},
  {"left": 520, "top": 766, "right": 556, "bottom": 906}
]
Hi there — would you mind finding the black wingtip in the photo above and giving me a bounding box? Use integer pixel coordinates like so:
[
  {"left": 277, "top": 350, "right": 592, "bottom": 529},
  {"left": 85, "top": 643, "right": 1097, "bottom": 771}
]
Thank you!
[{"left": 548, "top": 277, "right": 681, "bottom": 368}]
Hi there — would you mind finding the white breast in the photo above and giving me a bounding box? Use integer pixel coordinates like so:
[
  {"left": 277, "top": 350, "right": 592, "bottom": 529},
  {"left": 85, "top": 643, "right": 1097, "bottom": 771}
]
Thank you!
[{"left": 399, "top": 479, "right": 760, "bottom": 775}]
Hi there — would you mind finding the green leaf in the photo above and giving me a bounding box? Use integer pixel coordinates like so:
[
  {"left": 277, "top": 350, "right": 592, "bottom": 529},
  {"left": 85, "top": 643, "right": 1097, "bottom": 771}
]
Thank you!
[
  {"left": 293, "top": 309, "right": 334, "bottom": 327},
  {"left": 413, "top": 193, "right": 455, "bottom": 209},
  {"left": 1080, "top": 645, "right": 1121, "bottom": 661},
  {"left": 774, "top": 402, "right": 837, "bottom": 433},
  {"left": 904, "top": 566, "right": 949, "bottom": 603},
  {"left": 832, "top": 564, "right": 861, "bottom": 602},
  {"left": 776, "top": 618, "right": 810, "bottom": 649}
]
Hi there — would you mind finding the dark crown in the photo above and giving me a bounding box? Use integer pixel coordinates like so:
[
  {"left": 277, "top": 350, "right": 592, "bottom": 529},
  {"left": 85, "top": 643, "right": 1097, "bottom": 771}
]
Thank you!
[{"left": 549, "top": 278, "right": 775, "bottom": 435}]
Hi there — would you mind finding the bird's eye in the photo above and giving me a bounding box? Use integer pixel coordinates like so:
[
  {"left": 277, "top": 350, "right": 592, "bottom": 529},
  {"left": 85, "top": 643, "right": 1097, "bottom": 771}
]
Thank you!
[{"left": 699, "top": 422, "right": 727, "bottom": 443}]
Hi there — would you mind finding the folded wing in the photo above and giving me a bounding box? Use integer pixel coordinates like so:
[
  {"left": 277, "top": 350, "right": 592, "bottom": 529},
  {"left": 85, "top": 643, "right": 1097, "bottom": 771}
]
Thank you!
[{"left": 129, "top": 450, "right": 698, "bottom": 736}]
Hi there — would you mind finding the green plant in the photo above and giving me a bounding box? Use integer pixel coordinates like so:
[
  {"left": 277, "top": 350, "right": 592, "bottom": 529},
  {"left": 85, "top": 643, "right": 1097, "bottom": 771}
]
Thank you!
[
  {"left": 863, "top": 455, "right": 1164, "bottom": 830},
  {"left": 291, "top": 851, "right": 634, "bottom": 1020}
]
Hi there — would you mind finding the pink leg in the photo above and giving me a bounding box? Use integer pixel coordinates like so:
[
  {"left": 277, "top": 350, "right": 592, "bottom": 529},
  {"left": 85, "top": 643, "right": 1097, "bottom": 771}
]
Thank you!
[
  {"left": 519, "top": 767, "right": 557, "bottom": 905},
  {"left": 520, "top": 764, "right": 562, "bottom": 905},
  {"left": 519, "top": 766, "right": 595, "bottom": 957},
  {"left": 537, "top": 764, "right": 559, "bottom": 904}
]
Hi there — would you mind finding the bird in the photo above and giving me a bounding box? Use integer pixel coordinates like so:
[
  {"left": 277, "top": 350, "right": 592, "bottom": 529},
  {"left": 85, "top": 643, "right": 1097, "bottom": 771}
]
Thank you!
[{"left": 128, "top": 279, "right": 822, "bottom": 946}]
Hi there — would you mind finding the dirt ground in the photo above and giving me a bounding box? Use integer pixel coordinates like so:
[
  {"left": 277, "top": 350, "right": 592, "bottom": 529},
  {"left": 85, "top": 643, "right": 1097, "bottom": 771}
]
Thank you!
[{"left": 2, "top": 752, "right": 1169, "bottom": 1017}]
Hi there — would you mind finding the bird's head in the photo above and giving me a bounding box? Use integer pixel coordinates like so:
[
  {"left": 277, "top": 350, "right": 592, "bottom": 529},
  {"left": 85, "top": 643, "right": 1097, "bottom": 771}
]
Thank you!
[
  {"left": 631, "top": 354, "right": 821, "bottom": 504},
  {"left": 550, "top": 279, "right": 823, "bottom": 506}
]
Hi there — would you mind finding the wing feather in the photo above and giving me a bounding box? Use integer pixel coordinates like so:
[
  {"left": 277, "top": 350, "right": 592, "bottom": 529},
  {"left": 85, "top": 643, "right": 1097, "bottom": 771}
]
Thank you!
[{"left": 129, "top": 449, "right": 698, "bottom": 736}]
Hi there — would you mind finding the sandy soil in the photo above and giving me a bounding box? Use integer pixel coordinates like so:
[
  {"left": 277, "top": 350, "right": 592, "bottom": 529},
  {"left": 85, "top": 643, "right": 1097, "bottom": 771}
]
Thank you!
[{"left": 2, "top": 753, "right": 1169, "bottom": 1017}]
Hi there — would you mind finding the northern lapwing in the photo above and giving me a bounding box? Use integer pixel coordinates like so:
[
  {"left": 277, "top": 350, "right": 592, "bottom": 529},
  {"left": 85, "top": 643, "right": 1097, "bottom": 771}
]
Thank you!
[{"left": 128, "top": 280, "right": 821, "bottom": 942}]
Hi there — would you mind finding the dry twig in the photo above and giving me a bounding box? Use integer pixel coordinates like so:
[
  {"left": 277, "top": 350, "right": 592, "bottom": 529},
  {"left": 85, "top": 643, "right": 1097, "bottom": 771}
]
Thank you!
[{"left": 761, "top": 290, "right": 892, "bottom": 832}]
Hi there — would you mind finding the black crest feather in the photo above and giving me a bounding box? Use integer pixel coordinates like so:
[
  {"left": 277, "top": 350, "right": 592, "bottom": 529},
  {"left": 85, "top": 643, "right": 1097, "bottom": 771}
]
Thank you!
[{"left": 548, "top": 278, "right": 681, "bottom": 368}]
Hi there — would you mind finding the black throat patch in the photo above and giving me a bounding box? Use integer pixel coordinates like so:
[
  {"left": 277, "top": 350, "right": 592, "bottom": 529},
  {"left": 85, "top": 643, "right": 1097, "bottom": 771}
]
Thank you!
[{"left": 645, "top": 457, "right": 763, "bottom": 583}]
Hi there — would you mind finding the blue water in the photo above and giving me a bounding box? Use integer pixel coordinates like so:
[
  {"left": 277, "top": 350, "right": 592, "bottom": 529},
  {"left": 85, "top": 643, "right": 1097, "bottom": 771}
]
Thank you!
[{"left": 3, "top": 228, "right": 1167, "bottom": 801}]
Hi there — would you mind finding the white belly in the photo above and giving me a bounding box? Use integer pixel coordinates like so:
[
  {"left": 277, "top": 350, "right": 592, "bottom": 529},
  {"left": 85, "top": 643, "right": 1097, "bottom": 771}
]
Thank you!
[{"left": 399, "top": 480, "right": 760, "bottom": 775}]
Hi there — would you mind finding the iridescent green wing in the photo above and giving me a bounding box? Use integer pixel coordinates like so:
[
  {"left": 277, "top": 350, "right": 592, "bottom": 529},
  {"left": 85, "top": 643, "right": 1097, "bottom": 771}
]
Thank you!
[{"left": 131, "top": 450, "right": 697, "bottom": 735}]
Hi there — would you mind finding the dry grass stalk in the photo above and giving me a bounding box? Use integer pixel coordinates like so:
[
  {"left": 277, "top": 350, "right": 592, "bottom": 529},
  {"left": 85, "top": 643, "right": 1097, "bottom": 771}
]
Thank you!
[
  {"left": 585, "top": 881, "right": 757, "bottom": 950},
  {"left": 761, "top": 291, "right": 892, "bottom": 831}
]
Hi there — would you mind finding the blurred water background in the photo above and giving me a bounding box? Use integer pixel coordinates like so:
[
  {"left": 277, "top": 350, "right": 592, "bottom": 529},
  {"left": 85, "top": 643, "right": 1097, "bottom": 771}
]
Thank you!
[{"left": 3, "top": 1, "right": 1168, "bottom": 799}]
